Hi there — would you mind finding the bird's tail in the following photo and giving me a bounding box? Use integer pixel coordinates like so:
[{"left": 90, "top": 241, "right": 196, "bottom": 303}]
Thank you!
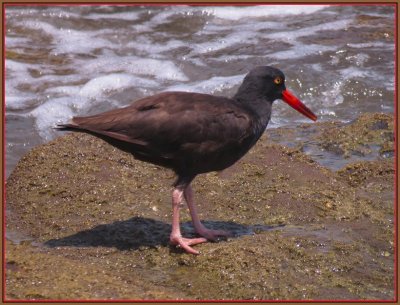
[{"left": 53, "top": 122, "right": 79, "bottom": 131}]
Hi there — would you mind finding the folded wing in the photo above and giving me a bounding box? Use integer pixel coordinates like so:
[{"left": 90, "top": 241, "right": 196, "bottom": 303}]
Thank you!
[{"left": 65, "top": 92, "right": 255, "bottom": 161}]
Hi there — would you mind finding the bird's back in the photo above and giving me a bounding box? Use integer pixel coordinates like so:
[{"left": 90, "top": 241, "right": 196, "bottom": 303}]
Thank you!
[{"left": 60, "top": 91, "right": 265, "bottom": 176}]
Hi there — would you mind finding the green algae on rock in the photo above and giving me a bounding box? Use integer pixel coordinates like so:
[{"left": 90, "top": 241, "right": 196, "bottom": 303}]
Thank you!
[
  {"left": 5, "top": 113, "right": 394, "bottom": 300},
  {"left": 317, "top": 113, "right": 394, "bottom": 158}
]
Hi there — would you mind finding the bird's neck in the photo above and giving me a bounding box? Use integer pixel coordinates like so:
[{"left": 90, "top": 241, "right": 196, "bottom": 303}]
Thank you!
[{"left": 233, "top": 91, "right": 273, "bottom": 127}]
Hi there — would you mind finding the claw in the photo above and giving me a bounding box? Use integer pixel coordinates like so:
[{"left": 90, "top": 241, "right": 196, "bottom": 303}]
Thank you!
[{"left": 170, "top": 236, "right": 207, "bottom": 254}]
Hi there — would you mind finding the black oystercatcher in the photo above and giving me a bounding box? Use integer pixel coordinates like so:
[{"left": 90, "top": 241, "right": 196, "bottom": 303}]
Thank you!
[{"left": 58, "top": 66, "right": 317, "bottom": 254}]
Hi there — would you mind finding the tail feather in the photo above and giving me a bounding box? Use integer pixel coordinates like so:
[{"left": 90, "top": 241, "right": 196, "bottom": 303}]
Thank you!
[{"left": 54, "top": 122, "right": 79, "bottom": 130}]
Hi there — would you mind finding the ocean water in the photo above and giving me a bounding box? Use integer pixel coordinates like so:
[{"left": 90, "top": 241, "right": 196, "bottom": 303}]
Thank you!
[{"left": 4, "top": 4, "right": 395, "bottom": 177}]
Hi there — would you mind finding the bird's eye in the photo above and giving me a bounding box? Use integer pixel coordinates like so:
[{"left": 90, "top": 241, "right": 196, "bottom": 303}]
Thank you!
[{"left": 274, "top": 76, "right": 283, "bottom": 85}]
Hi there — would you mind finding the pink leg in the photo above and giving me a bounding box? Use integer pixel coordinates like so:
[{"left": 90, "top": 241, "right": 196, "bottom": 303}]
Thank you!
[
  {"left": 184, "top": 185, "right": 231, "bottom": 240},
  {"left": 169, "top": 186, "right": 207, "bottom": 255}
]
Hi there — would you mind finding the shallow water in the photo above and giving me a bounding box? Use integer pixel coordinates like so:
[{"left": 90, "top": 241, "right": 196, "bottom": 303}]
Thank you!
[{"left": 5, "top": 4, "right": 395, "bottom": 177}]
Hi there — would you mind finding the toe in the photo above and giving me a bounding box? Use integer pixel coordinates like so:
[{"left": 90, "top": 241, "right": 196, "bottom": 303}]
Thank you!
[
  {"left": 170, "top": 237, "right": 208, "bottom": 255},
  {"left": 197, "top": 228, "right": 232, "bottom": 241}
]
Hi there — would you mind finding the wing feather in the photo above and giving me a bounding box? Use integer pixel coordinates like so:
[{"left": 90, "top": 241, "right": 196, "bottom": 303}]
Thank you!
[{"left": 70, "top": 92, "right": 255, "bottom": 157}]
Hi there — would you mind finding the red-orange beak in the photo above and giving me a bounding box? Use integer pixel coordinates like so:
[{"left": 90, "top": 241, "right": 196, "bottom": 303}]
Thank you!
[{"left": 281, "top": 90, "right": 317, "bottom": 121}]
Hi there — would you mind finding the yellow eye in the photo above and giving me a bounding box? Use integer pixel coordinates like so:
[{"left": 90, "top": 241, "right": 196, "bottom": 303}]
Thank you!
[{"left": 274, "top": 76, "right": 283, "bottom": 85}]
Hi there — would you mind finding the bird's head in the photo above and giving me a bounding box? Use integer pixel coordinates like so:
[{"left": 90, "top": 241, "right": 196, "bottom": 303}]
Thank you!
[{"left": 239, "top": 66, "right": 317, "bottom": 122}]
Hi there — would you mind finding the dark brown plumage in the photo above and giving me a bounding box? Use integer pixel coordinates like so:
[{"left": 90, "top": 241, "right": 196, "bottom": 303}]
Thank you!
[
  {"left": 58, "top": 66, "right": 317, "bottom": 254},
  {"left": 66, "top": 92, "right": 260, "bottom": 176}
]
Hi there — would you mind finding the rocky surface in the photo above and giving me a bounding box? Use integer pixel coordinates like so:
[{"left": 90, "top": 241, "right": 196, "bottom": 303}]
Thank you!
[{"left": 5, "top": 113, "right": 395, "bottom": 300}]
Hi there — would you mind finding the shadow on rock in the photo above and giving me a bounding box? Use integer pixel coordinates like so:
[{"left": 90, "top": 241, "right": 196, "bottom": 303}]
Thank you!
[
  {"left": 45, "top": 217, "right": 171, "bottom": 250},
  {"left": 44, "top": 217, "right": 282, "bottom": 251}
]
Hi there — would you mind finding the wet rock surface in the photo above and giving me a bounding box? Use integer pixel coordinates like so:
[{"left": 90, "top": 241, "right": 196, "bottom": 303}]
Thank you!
[
  {"left": 5, "top": 113, "right": 394, "bottom": 300},
  {"left": 317, "top": 113, "right": 394, "bottom": 158}
]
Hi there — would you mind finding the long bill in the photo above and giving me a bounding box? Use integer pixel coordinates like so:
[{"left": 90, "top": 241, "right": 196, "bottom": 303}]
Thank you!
[{"left": 281, "top": 90, "right": 317, "bottom": 122}]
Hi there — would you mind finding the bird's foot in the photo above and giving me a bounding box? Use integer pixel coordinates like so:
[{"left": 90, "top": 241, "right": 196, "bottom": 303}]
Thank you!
[
  {"left": 170, "top": 236, "right": 208, "bottom": 255},
  {"left": 195, "top": 227, "right": 232, "bottom": 241}
]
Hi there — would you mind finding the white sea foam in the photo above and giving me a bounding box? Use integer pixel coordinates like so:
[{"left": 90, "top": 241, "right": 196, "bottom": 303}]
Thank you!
[
  {"left": 6, "top": 7, "right": 44, "bottom": 18},
  {"left": 347, "top": 42, "right": 394, "bottom": 49},
  {"left": 385, "top": 80, "right": 395, "bottom": 92},
  {"left": 339, "top": 67, "right": 370, "bottom": 79},
  {"left": 190, "top": 31, "right": 257, "bottom": 55},
  {"left": 319, "top": 109, "right": 337, "bottom": 117},
  {"left": 20, "top": 20, "right": 110, "bottom": 54},
  {"left": 191, "top": 19, "right": 352, "bottom": 60},
  {"left": 310, "top": 63, "right": 323, "bottom": 72},
  {"left": 345, "top": 53, "right": 369, "bottom": 67},
  {"left": 144, "top": 5, "right": 328, "bottom": 29},
  {"left": 79, "top": 56, "right": 188, "bottom": 81},
  {"left": 321, "top": 81, "right": 345, "bottom": 106},
  {"left": 79, "top": 73, "right": 158, "bottom": 98},
  {"left": 5, "top": 63, "right": 37, "bottom": 110},
  {"left": 150, "top": 5, "right": 328, "bottom": 23},
  {"left": 35, "top": 7, "right": 80, "bottom": 19},
  {"left": 6, "top": 59, "right": 32, "bottom": 73},
  {"left": 29, "top": 73, "right": 160, "bottom": 139},
  {"left": 86, "top": 10, "right": 141, "bottom": 21},
  {"left": 30, "top": 97, "right": 77, "bottom": 140},
  {"left": 5, "top": 92, "right": 37, "bottom": 111},
  {"left": 209, "top": 5, "right": 329, "bottom": 20},
  {"left": 268, "top": 44, "right": 336, "bottom": 60},
  {"left": 45, "top": 85, "right": 81, "bottom": 97},
  {"left": 127, "top": 38, "right": 185, "bottom": 54},
  {"left": 203, "top": 20, "right": 281, "bottom": 34},
  {"left": 165, "top": 74, "right": 245, "bottom": 95},
  {"left": 266, "top": 19, "right": 352, "bottom": 42},
  {"left": 5, "top": 36, "right": 31, "bottom": 48}
]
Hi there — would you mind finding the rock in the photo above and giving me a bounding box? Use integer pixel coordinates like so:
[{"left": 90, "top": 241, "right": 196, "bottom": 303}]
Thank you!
[
  {"left": 317, "top": 113, "right": 394, "bottom": 158},
  {"left": 5, "top": 113, "right": 394, "bottom": 300}
]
